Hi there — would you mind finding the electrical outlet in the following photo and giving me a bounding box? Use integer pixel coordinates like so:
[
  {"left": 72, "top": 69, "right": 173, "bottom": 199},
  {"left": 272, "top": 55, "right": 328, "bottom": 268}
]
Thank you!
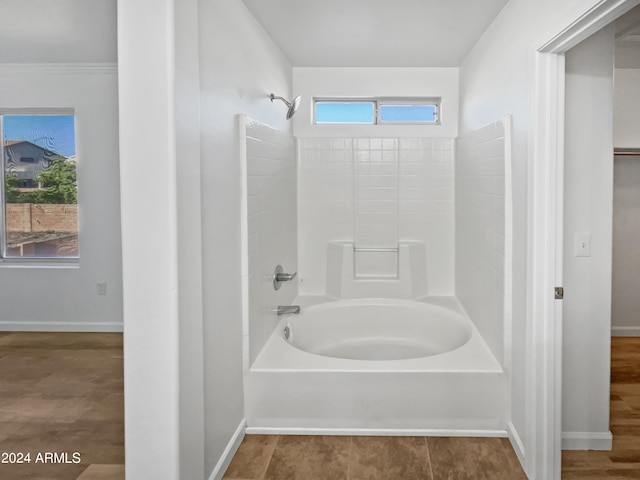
[{"left": 97, "top": 282, "right": 107, "bottom": 295}]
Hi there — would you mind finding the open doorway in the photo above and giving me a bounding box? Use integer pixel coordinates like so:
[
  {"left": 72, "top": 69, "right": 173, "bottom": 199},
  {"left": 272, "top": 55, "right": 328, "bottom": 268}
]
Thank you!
[
  {"left": 560, "top": 6, "right": 640, "bottom": 477},
  {"left": 529, "top": 1, "right": 640, "bottom": 478}
]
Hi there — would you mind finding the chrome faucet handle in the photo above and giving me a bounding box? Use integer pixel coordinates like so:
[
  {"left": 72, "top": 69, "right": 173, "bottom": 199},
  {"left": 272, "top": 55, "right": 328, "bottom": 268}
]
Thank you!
[
  {"left": 273, "top": 265, "right": 297, "bottom": 290},
  {"left": 276, "top": 271, "right": 297, "bottom": 282}
]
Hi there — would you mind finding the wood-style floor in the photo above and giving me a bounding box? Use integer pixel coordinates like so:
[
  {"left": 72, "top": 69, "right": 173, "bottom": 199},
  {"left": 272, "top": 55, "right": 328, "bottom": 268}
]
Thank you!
[
  {"left": 0, "top": 332, "right": 124, "bottom": 480},
  {"left": 562, "top": 336, "right": 640, "bottom": 479}
]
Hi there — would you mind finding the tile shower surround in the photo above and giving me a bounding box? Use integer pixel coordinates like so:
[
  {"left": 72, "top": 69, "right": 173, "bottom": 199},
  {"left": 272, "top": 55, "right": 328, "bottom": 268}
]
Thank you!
[
  {"left": 456, "top": 121, "right": 508, "bottom": 363},
  {"left": 242, "top": 126, "right": 507, "bottom": 367},
  {"left": 297, "top": 137, "right": 455, "bottom": 295},
  {"left": 242, "top": 118, "right": 297, "bottom": 365}
]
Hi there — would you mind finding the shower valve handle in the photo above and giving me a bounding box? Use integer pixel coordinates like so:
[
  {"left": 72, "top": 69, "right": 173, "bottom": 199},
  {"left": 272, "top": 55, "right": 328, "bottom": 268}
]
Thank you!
[
  {"left": 273, "top": 265, "right": 297, "bottom": 290},
  {"left": 276, "top": 272, "right": 297, "bottom": 282}
]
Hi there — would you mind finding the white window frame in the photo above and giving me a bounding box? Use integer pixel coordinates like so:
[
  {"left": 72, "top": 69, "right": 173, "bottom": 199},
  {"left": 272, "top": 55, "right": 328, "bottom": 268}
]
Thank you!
[
  {"left": 313, "top": 97, "right": 441, "bottom": 125},
  {"left": 0, "top": 108, "right": 79, "bottom": 265}
]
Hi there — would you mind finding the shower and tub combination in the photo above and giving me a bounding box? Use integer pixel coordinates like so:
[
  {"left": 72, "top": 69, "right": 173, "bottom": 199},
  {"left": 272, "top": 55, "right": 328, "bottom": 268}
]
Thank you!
[{"left": 240, "top": 100, "right": 512, "bottom": 436}]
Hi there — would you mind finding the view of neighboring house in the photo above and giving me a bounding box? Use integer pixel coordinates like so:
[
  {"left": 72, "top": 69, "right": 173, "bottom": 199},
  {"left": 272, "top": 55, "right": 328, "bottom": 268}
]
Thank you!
[
  {"left": 3, "top": 140, "right": 65, "bottom": 188},
  {"left": 2, "top": 140, "right": 78, "bottom": 257}
]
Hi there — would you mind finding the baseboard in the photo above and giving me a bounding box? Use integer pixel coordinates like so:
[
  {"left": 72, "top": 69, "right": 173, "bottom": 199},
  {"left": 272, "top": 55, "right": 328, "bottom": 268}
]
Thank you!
[
  {"left": 208, "top": 418, "right": 247, "bottom": 480},
  {"left": 611, "top": 326, "right": 640, "bottom": 337},
  {"left": 245, "top": 426, "right": 507, "bottom": 437},
  {"left": 562, "top": 431, "right": 612, "bottom": 450},
  {"left": 507, "top": 422, "right": 526, "bottom": 468},
  {"left": 0, "top": 321, "right": 123, "bottom": 332}
]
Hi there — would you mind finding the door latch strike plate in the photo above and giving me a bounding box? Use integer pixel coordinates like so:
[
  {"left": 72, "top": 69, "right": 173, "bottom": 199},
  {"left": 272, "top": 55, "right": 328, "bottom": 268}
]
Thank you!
[{"left": 555, "top": 287, "right": 564, "bottom": 300}]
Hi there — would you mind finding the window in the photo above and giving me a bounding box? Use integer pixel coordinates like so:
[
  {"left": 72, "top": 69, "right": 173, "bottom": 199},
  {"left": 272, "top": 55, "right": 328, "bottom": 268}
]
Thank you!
[
  {"left": 378, "top": 102, "right": 438, "bottom": 123},
  {"left": 314, "top": 98, "right": 440, "bottom": 125},
  {"left": 1, "top": 111, "right": 78, "bottom": 260},
  {"left": 315, "top": 102, "right": 376, "bottom": 124}
]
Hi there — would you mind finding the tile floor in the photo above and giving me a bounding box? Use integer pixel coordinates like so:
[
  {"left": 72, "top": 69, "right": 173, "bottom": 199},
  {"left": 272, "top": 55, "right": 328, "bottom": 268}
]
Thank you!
[{"left": 222, "top": 434, "right": 527, "bottom": 480}]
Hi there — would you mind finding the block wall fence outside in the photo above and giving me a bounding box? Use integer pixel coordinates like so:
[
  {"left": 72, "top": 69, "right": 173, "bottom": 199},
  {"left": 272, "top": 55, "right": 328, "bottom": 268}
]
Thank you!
[
  {"left": 297, "top": 137, "right": 454, "bottom": 296},
  {"left": 7, "top": 203, "right": 78, "bottom": 233}
]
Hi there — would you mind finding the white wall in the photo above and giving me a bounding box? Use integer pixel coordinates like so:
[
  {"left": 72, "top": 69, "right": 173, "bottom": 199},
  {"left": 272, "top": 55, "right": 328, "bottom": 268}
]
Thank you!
[
  {"left": 0, "top": 0, "right": 117, "bottom": 64},
  {"left": 456, "top": 120, "right": 508, "bottom": 364},
  {"left": 562, "top": 25, "right": 614, "bottom": 447},
  {"left": 175, "top": 0, "right": 206, "bottom": 477},
  {"left": 197, "top": 0, "right": 293, "bottom": 476},
  {"left": 119, "top": 0, "right": 292, "bottom": 477},
  {"left": 612, "top": 155, "right": 640, "bottom": 335},
  {"left": 0, "top": 0, "right": 121, "bottom": 332},
  {"left": 611, "top": 65, "right": 640, "bottom": 333},
  {"left": 293, "top": 68, "right": 458, "bottom": 138},
  {"left": 0, "top": 65, "right": 122, "bottom": 332},
  {"left": 458, "top": 0, "right": 623, "bottom": 469},
  {"left": 242, "top": 118, "right": 297, "bottom": 365},
  {"left": 119, "top": 0, "right": 187, "bottom": 476},
  {"left": 614, "top": 69, "right": 640, "bottom": 148},
  {"left": 298, "top": 137, "right": 454, "bottom": 296},
  {"left": 612, "top": 68, "right": 640, "bottom": 334}
]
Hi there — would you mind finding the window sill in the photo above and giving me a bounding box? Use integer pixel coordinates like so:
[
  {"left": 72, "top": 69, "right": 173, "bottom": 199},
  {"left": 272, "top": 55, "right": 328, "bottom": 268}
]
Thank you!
[{"left": 0, "top": 258, "right": 79, "bottom": 269}]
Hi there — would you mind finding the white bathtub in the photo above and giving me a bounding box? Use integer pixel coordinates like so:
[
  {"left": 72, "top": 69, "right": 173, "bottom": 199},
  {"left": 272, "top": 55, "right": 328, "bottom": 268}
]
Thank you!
[
  {"left": 245, "top": 296, "right": 508, "bottom": 436},
  {"left": 284, "top": 299, "right": 471, "bottom": 361}
]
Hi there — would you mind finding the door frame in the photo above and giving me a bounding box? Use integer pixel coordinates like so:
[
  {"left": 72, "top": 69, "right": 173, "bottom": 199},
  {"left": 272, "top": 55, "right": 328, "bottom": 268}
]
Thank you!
[{"left": 528, "top": 1, "right": 640, "bottom": 478}]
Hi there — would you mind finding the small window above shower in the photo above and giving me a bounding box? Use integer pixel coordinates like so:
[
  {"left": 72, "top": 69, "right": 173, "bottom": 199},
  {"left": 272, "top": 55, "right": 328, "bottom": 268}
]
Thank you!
[
  {"left": 313, "top": 98, "right": 440, "bottom": 125},
  {"left": 315, "top": 101, "right": 375, "bottom": 124}
]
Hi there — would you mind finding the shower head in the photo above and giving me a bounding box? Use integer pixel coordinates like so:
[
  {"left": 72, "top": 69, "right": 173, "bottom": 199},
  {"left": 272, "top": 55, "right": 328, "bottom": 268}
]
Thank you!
[{"left": 270, "top": 93, "right": 301, "bottom": 120}]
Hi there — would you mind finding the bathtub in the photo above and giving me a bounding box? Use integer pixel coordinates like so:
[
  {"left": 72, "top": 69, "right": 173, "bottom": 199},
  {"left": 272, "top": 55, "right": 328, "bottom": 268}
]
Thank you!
[
  {"left": 283, "top": 298, "right": 471, "bottom": 361},
  {"left": 245, "top": 296, "right": 508, "bottom": 436}
]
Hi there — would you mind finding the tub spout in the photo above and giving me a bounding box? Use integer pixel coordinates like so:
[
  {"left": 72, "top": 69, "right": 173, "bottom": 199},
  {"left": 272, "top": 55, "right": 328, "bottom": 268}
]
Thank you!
[{"left": 276, "top": 305, "right": 300, "bottom": 316}]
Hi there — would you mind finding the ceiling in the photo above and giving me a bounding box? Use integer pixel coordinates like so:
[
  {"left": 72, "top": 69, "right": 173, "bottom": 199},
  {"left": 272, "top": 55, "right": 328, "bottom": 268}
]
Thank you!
[
  {"left": 616, "top": 4, "right": 640, "bottom": 68},
  {"left": 0, "top": 0, "right": 116, "bottom": 63},
  {"left": 241, "top": 0, "right": 509, "bottom": 67}
]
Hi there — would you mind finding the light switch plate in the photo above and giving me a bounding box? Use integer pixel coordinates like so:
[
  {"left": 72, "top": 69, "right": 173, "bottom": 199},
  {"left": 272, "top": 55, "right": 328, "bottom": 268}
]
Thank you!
[{"left": 574, "top": 233, "right": 591, "bottom": 257}]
